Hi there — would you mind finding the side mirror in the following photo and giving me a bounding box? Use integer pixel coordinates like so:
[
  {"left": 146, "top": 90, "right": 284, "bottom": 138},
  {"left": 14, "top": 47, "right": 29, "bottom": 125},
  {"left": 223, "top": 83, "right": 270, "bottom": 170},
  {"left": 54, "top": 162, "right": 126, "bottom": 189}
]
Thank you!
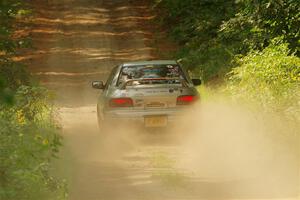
[
  {"left": 92, "top": 81, "right": 105, "bottom": 89},
  {"left": 192, "top": 79, "right": 201, "bottom": 86}
]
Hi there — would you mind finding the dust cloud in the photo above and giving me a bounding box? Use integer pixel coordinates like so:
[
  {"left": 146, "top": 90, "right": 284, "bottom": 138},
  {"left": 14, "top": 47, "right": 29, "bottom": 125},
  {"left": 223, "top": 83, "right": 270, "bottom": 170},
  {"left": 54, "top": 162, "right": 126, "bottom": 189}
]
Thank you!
[
  {"left": 59, "top": 98, "right": 299, "bottom": 200},
  {"left": 170, "top": 99, "right": 299, "bottom": 198}
]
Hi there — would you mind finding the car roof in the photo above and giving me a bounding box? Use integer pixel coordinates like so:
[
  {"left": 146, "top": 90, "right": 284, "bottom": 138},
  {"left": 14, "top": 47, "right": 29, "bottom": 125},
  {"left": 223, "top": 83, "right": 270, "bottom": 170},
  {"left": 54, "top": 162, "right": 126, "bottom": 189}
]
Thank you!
[{"left": 122, "top": 60, "right": 178, "bottom": 67}]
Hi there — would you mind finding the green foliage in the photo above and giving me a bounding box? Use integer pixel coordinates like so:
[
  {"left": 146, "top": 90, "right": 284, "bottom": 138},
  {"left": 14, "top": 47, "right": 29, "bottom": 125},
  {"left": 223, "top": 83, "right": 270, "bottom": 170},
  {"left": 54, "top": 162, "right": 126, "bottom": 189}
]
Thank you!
[
  {"left": 227, "top": 40, "right": 300, "bottom": 120},
  {"left": 155, "top": 0, "right": 299, "bottom": 81},
  {"left": 0, "top": 60, "right": 30, "bottom": 89},
  {"left": 219, "top": 0, "right": 300, "bottom": 55},
  {"left": 0, "top": 77, "right": 13, "bottom": 104},
  {"left": 154, "top": 0, "right": 238, "bottom": 80},
  {"left": 0, "top": 86, "right": 67, "bottom": 200},
  {"left": 0, "top": 0, "right": 31, "bottom": 55},
  {"left": 0, "top": 0, "right": 67, "bottom": 199}
]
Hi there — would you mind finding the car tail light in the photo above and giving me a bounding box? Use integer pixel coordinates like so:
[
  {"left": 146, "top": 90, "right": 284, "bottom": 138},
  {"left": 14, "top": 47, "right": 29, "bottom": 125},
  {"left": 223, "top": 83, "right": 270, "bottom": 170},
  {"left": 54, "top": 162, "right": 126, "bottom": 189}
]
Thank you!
[
  {"left": 176, "top": 95, "right": 198, "bottom": 105},
  {"left": 109, "top": 98, "right": 133, "bottom": 107}
]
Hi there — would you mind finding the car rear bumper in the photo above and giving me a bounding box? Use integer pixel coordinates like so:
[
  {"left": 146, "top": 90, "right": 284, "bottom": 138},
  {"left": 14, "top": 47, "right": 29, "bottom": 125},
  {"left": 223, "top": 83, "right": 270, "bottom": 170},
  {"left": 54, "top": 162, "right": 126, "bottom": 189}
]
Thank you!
[{"left": 102, "top": 108, "right": 185, "bottom": 126}]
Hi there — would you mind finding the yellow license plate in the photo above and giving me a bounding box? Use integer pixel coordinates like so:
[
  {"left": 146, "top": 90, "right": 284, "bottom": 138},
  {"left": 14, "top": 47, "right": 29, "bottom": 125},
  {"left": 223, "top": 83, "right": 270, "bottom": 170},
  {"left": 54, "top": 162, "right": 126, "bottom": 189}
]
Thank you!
[{"left": 144, "top": 116, "right": 168, "bottom": 127}]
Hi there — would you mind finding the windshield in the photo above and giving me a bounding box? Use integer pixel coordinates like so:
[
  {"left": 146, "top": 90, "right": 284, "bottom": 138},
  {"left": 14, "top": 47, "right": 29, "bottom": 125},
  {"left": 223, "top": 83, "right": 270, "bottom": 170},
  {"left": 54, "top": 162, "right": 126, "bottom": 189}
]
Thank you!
[{"left": 117, "top": 64, "right": 187, "bottom": 86}]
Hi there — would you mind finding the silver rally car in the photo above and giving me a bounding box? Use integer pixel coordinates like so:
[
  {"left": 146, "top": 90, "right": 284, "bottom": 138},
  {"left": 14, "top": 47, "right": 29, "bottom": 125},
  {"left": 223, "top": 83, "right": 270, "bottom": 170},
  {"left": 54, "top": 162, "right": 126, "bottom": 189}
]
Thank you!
[{"left": 92, "top": 60, "right": 201, "bottom": 129}]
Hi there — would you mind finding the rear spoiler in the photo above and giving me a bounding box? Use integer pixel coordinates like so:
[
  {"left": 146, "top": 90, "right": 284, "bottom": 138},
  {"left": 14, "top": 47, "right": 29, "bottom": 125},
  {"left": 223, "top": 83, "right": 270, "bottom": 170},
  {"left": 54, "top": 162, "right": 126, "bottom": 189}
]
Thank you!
[{"left": 119, "top": 78, "right": 188, "bottom": 89}]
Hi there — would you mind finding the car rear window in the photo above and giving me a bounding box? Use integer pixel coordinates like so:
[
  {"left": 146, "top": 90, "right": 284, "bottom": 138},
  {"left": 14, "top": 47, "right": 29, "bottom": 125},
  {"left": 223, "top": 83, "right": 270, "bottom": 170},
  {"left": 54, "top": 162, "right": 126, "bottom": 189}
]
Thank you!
[{"left": 117, "top": 64, "right": 187, "bottom": 86}]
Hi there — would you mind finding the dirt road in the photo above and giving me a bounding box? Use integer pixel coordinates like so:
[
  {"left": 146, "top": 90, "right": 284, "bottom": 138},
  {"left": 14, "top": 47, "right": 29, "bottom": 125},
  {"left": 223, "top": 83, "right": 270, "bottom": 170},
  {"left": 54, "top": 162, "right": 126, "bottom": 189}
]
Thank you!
[{"left": 25, "top": 0, "right": 299, "bottom": 199}]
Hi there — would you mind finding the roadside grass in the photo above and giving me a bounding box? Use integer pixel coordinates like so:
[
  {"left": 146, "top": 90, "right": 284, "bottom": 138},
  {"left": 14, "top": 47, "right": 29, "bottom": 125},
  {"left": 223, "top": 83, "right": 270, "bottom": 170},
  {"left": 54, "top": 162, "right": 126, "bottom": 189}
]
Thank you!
[{"left": 150, "top": 152, "right": 187, "bottom": 188}]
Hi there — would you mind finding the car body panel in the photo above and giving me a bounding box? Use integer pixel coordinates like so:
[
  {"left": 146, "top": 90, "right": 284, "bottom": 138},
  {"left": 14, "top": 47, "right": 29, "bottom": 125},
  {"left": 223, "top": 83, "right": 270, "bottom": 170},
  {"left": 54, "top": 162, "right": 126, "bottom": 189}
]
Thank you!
[{"left": 94, "top": 60, "right": 200, "bottom": 128}]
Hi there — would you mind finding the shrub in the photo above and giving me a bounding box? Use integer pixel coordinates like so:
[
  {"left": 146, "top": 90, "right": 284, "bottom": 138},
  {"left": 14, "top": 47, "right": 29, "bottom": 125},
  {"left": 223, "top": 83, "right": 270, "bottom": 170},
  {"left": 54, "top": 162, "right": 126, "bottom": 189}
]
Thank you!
[
  {"left": 227, "top": 40, "right": 300, "bottom": 121},
  {"left": 0, "top": 86, "right": 67, "bottom": 200}
]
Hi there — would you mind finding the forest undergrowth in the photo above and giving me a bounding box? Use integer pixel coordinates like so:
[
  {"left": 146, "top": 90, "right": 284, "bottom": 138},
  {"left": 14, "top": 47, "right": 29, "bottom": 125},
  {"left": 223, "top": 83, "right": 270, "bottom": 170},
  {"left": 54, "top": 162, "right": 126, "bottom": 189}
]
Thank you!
[{"left": 0, "top": 1, "right": 67, "bottom": 199}]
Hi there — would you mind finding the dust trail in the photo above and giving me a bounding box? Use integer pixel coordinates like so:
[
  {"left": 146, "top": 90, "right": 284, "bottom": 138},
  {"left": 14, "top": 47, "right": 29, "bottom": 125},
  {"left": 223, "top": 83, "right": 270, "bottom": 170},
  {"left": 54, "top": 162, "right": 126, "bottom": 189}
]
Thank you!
[
  {"left": 169, "top": 100, "right": 299, "bottom": 198},
  {"left": 60, "top": 100, "right": 299, "bottom": 199}
]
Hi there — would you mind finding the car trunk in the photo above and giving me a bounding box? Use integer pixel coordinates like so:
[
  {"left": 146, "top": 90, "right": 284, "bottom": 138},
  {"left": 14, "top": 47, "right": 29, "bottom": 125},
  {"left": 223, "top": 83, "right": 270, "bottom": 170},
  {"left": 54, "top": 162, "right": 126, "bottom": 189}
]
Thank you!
[{"left": 123, "top": 86, "right": 182, "bottom": 110}]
